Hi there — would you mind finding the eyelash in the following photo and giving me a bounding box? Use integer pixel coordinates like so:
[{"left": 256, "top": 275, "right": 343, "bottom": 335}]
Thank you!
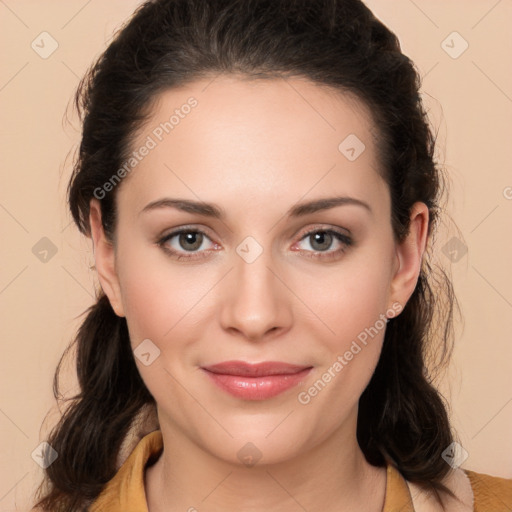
[{"left": 156, "top": 226, "right": 353, "bottom": 262}]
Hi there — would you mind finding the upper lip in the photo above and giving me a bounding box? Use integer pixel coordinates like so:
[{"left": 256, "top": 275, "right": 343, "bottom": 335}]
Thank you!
[{"left": 202, "top": 361, "right": 312, "bottom": 377}]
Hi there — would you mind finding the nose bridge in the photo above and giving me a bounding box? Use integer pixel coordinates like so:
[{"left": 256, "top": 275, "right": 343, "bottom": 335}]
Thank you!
[{"left": 219, "top": 235, "right": 292, "bottom": 340}]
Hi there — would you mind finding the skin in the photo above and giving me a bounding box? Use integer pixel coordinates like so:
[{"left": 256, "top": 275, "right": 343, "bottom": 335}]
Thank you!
[{"left": 89, "top": 75, "right": 429, "bottom": 512}]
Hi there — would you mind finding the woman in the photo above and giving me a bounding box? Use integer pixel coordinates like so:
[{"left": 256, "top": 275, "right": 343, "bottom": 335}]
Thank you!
[{"left": 33, "top": 0, "right": 512, "bottom": 511}]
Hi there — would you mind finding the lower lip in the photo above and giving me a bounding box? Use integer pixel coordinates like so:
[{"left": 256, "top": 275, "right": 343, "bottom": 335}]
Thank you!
[{"left": 202, "top": 368, "right": 312, "bottom": 400}]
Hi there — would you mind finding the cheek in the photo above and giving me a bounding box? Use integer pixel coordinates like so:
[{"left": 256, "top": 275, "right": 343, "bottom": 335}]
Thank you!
[
  {"left": 298, "top": 250, "right": 393, "bottom": 404},
  {"left": 115, "top": 241, "right": 209, "bottom": 347},
  {"left": 291, "top": 292, "right": 390, "bottom": 450},
  {"left": 115, "top": 245, "right": 210, "bottom": 407},
  {"left": 305, "top": 253, "right": 393, "bottom": 349}
]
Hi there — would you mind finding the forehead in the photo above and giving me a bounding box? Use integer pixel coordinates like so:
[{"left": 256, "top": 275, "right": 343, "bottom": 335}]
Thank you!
[{"left": 117, "top": 74, "right": 388, "bottom": 219}]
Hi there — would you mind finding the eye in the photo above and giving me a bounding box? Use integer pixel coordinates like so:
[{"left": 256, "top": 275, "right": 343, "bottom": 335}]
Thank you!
[
  {"left": 292, "top": 227, "right": 353, "bottom": 260},
  {"left": 157, "top": 225, "right": 353, "bottom": 262},
  {"left": 157, "top": 227, "right": 219, "bottom": 261}
]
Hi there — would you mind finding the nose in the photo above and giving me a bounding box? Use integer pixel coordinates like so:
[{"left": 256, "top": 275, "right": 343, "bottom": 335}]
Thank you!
[{"left": 219, "top": 245, "right": 293, "bottom": 342}]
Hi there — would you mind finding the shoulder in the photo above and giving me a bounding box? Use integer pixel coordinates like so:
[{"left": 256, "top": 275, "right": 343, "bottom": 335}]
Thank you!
[
  {"left": 463, "top": 468, "right": 512, "bottom": 510},
  {"left": 88, "top": 430, "right": 163, "bottom": 512},
  {"left": 406, "top": 466, "right": 512, "bottom": 512}
]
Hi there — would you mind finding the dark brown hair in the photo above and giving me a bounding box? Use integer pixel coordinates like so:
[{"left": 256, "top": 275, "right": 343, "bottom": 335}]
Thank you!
[{"left": 34, "top": 0, "right": 462, "bottom": 510}]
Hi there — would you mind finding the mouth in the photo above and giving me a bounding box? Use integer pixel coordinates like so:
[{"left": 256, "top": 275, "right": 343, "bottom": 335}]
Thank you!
[{"left": 201, "top": 361, "right": 313, "bottom": 400}]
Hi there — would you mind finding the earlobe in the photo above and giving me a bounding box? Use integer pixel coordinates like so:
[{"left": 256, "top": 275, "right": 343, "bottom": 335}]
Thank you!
[
  {"left": 388, "top": 202, "right": 429, "bottom": 313},
  {"left": 89, "top": 199, "right": 125, "bottom": 317}
]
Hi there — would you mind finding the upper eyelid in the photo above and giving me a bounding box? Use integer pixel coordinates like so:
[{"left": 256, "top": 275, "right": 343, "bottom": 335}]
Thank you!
[{"left": 159, "top": 224, "right": 352, "bottom": 248}]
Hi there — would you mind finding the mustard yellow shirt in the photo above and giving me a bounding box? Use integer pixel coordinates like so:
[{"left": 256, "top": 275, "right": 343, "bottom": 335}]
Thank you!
[{"left": 89, "top": 430, "right": 512, "bottom": 511}]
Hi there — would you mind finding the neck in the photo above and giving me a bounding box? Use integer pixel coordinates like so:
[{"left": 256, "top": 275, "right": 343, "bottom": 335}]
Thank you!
[{"left": 145, "top": 410, "right": 387, "bottom": 512}]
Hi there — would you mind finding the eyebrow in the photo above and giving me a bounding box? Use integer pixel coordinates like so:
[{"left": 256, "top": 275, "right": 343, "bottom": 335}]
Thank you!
[{"left": 139, "top": 196, "right": 372, "bottom": 219}]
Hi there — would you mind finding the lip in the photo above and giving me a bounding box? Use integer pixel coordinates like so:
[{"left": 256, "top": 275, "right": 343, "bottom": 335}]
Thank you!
[{"left": 201, "top": 361, "right": 312, "bottom": 400}]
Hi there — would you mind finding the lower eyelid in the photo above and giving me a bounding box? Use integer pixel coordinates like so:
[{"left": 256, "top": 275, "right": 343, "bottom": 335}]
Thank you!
[
  {"left": 296, "top": 229, "right": 351, "bottom": 246},
  {"left": 159, "top": 230, "right": 216, "bottom": 250},
  {"left": 158, "top": 227, "right": 351, "bottom": 258}
]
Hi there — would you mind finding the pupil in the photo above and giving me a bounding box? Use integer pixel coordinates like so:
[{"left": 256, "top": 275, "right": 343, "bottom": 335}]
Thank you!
[
  {"left": 312, "top": 232, "right": 331, "bottom": 251},
  {"left": 180, "top": 232, "right": 202, "bottom": 251}
]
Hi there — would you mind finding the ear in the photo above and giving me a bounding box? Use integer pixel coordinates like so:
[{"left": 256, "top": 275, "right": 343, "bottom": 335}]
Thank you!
[
  {"left": 89, "top": 198, "right": 125, "bottom": 317},
  {"left": 388, "top": 201, "right": 429, "bottom": 314}
]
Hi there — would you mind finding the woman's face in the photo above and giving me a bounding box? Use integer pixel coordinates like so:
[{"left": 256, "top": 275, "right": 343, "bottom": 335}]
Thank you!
[{"left": 90, "top": 75, "right": 427, "bottom": 465}]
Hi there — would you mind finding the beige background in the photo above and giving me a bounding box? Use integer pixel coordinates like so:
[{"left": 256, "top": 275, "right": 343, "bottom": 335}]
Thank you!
[{"left": 1, "top": 1, "right": 511, "bottom": 510}]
